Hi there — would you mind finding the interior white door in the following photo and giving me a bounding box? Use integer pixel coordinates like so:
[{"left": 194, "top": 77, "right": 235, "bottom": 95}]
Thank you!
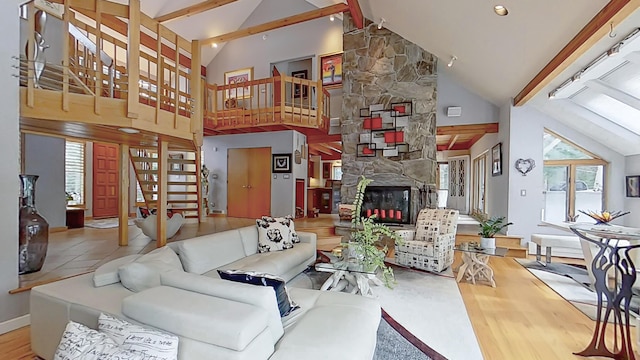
[{"left": 447, "top": 156, "right": 470, "bottom": 214}]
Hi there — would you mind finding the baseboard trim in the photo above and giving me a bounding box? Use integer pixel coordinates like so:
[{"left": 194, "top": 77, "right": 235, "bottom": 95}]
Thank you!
[{"left": 0, "top": 314, "right": 30, "bottom": 335}]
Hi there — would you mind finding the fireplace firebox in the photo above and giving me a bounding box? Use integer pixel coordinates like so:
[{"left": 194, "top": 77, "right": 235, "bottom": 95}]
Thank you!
[{"left": 361, "top": 186, "right": 411, "bottom": 224}]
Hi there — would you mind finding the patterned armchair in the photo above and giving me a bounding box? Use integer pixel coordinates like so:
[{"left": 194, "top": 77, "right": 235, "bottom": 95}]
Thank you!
[{"left": 395, "top": 209, "right": 459, "bottom": 272}]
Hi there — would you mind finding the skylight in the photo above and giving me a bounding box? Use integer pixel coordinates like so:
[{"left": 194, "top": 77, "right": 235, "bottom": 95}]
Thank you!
[
  {"left": 571, "top": 90, "right": 640, "bottom": 136},
  {"left": 543, "top": 131, "right": 594, "bottom": 160}
]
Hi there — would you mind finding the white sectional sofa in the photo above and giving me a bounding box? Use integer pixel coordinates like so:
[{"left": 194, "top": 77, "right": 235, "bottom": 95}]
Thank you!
[{"left": 30, "top": 225, "right": 382, "bottom": 360}]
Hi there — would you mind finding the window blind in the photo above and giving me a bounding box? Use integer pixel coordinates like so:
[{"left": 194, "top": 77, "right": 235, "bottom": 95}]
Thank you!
[{"left": 65, "top": 141, "right": 85, "bottom": 206}]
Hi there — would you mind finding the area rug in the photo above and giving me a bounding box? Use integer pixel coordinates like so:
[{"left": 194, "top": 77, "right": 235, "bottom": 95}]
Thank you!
[
  {"left": 84, "top": 218, "right": 136, "bottom": 229},
  {"left": 289, "top": 265, "right": 482, "bottom": 360},
  {"left": 516, "top": 258, "right": 638, "bottom": 324}
]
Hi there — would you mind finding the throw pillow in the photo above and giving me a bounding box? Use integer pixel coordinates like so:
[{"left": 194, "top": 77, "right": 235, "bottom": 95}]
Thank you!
[
  {"left": 259, "top": 215, "right": 299, "bottom": 243},
  {"left": 138, "top": 207, "right": 151, "bottom": 219},
  {"left": 98, "top": 313, "right": 179, "bottom": 360},
  {"left": 256, "top": 217, "right": 293, "bottom": 253},
  {"left": 118, "top": 247, "right": 183, "bottom": 292},
  {"left": 217, "top": 269, "right": 299, "bottom": 317},
  {"left": 54, "top": 321, "right": 143, "bottom": 360}
]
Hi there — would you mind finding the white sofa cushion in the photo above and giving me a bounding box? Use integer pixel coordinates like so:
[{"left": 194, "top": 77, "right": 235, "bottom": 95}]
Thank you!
[
  {"left": 256, "top": 218, "right": 293, "bottom": 253},
  {"left": 118, "top": 247, "right": 183, "bottom": 292},
  {"left": 160, "top": 271, "right": 284, "bottom": 343},
  {"left": 213, "top": 243, "right": 314, "bottom": 278},
  {"left": 54, "top": 321, "right": 143, "bottom": 360},
  {"left": 98, "top": 313, "right": 179, "bottom": 360},
  {"left": 177, "top": 229, "right": 246, "bottom": 274},
  {"left": 122, "top": 286, "right": 271, "bottom": 353},
  {"left": 93, "top": 255, "right": 141, "bottom": 287}
]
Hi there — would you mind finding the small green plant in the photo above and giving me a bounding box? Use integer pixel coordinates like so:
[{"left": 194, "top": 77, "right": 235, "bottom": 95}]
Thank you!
[
  {"left": 477, "top": 216, "right": 512, "bottom": 238},
  {"left": 349, "top": 176, "right": 402, "bottom": 288}
]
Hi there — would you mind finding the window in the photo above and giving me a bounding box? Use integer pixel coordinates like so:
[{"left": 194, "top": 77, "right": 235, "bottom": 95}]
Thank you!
[
  {"left": 472, "top": 152, "right": 488, "bottom": 216},
  {"left": 65, "top": 141, "right": 85, "bottom": 206},
  {"left": 332, "top": 165, "right": 342, "bottom": 181},
  {"left": 437, "top": 163, "right": 449, "bottom": 208},
  {"left": 543, "top": 130, "right": 606, "bottom": 222}
]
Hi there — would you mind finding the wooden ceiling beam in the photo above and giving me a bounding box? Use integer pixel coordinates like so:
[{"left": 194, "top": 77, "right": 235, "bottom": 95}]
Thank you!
[
  {"left": 155, "top": 0, "right": 238, "bottom": 23},
  {"left": 436, "top": 123, "right": 499, "bottom": 136},
  {"left": 307, "top": 133, "right": 341, "bottom": 144},
  {"left": 346, "top": 0, "right": 364, "bottom": 29},
  {"left": 200, "top": 3, "right": 349, "bottom": 46},
  {"left": 447, "top": 135, "right": 459, "bottom": 150},
  {"left": 47, "top": 0, "right": 128, "bottom": 17},
  {"left": 309, "top": 144, "right": 332, "bottom": 156},
  {"left": 513, "top": 0, "right": 640, "bottom": 106}
]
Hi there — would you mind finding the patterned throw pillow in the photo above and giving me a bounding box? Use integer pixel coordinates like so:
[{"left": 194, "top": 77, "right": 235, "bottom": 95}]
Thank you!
[
  {"left": 217, "top": 269, "right": 299, "bottom": 317},
  {"left": 256, "top": 217, "right": 293, "bottom": 253},
  {"left": 98, "top": 313, "right": 179, "bottom": 360},
  {"left": 139, "top": 207, "right": 151, "bottom": 219},
  {"left": 261, "top": 215, "right": 300, "bottom": 243},
  {"left": 54, "top": 321, "right": 143, "bottom": 360}
]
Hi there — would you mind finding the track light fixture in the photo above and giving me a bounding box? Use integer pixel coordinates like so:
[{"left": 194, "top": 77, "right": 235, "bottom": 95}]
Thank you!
[
  {"left": 378, "top": 18, "right": 385, "bottom": 30},
  {"left": 447, "top": 56, "right": 457, "bottom": 68}
]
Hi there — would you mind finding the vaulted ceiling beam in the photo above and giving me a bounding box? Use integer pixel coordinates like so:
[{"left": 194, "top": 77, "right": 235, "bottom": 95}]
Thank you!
[
  {"left": 47, "top": 0, "right": 128, "bottom": 17},
  {"left": 307, "top": 134, "right": 342, "bottom": 144},
  {"left": 436, "top": 123, "right": 499, "bottom": 136},
  {"left": 346, "top": 0, "right": 363, "bottom": 29},
  {"left": 447, "top": 135, "right": 459, "bottom": 150},
  {"left": 155, "top": 0, "right": 238, "bottom": 23},
  {"left": 513, "top": 0, "right": 640, "bottom": 106},
  {"left": 200, "top": 3, "right": 349, "bottom": 47},
  {"left": 309, "top": 144, "right": 333, "bottom": 156}
]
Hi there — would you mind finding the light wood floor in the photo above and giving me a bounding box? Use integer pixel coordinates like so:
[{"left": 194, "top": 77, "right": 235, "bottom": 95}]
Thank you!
[{"left": 3, "top": 216, "right": 638, "bottom": 359}]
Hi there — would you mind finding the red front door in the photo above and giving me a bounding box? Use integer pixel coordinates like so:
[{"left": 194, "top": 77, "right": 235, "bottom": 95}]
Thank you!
[{"left": 93, "top": 142, "right": 119, "bottom": 219}]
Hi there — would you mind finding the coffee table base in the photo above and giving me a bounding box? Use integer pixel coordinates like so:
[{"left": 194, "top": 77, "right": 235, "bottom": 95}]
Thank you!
[
  {"left": 320, "top": 270, "right": 383, "bottom": 297},
  {"left": 456, "top": 252, "right": 496, "bottom": 287}
]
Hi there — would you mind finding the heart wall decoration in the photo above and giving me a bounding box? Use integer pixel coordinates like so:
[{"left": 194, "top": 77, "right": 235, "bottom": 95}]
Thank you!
[{"left": 515, "top": 158, "right": 535, "bottom": 176}]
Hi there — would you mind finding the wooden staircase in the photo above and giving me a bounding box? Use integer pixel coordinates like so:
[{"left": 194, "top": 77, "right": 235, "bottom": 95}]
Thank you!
[
  {"left": 297, "top": 225, "right": 343, "bottom": 251},
  {"left": 130, "top": 148, "right": 200, "bottom": 219},
  {"left": 455, "top": 233, "right": 528, "bottom": 258}
]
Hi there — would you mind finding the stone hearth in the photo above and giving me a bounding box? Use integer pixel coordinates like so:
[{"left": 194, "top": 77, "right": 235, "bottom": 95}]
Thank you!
[{"left": 340, "top": 14, "right": 438, "bottom": 224}]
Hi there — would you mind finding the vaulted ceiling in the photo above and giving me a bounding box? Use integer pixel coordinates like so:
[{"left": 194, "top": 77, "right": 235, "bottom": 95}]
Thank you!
[{"left": 109, "top": 0, "right": 640, "bottom": 154}]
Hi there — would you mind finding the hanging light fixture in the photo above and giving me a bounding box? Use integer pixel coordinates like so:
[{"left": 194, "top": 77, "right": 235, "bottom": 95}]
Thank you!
[{"left": 378, "top": 18, "right": 386, "bottom": 29}]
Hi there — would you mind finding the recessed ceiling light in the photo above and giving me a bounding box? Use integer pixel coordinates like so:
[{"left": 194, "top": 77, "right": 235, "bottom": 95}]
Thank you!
[
  {"left": 329, "top": 14, "right": 335, "bottom": 22},
  {"left": 494, "top": 5, "right": 508, "bottom": 16},
  {"left": 118, "top": 128, "right": 140, "bottom": 134},
  {"left": 212, "top": 43, "right": 218, "bottom": 48}
]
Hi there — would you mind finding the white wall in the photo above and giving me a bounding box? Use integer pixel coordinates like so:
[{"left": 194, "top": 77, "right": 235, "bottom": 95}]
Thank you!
[
  {"left": 203, "top": 130, "right": 305, "bottom": 217},
  {"left": 24, "top": 134, "right": 66, "bottom": 228},
  {"left": 436, "top": 64, "right": 499, "bottom": 126},
  {"left": 206, "top": 0, "right": 343, "bottom": 83},
  {"left": 0, "top": 0, "right": 29, "bottom": 326},
  {"left": 625, "top": 154, "right": 640, "bottom": 227},
  {"left": 506, "top": 105, "right": 626, "bottom": 250}
]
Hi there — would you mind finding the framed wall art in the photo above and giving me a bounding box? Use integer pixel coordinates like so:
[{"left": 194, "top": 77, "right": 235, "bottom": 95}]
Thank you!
[
  {"left": 272, "top": 153, "right": 292, "bottom": 173},
  {"left": 292, "top": 69, "right": 308, "bottom": 98},
  {"left": 224, "top": 67, "right": 253, "bottom": 100},
  {"left": 626, "top": 175, "right": 640, "bottom": 197},
  {"left": 491, "top": 143, "right": 502, "bottom": 176},
  {"left": 319, "top": 52, "right": 342, "bottom": 88}
]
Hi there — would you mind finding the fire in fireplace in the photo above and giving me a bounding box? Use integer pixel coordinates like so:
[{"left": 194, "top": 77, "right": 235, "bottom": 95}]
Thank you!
[{"left": 361, "top": 186, "right": 411, "bottom": 224}]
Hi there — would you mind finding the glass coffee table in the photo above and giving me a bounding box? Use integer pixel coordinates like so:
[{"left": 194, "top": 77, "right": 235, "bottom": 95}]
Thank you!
[
  {"left": 454, "top": 245, "right": 508, "bottom": 287},
  {"left": 315, "top": 254, "right": 380, "bottom": 297}
]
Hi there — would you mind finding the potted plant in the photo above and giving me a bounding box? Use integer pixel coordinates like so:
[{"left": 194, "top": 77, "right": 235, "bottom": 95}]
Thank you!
[
  {"left": 477, "top": 216, "right": 512, "bottom": 249},
  {"left": 348, "top": 176, "right": 402, "bottom": 288}
]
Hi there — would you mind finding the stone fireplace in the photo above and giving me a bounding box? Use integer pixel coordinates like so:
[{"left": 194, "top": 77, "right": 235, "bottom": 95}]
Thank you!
[
  {"left": 362, "top": 186, "right": 411, "bottom": 224},
  {"left": 340, "top": 14, "right": 438, "bottom": 224}
]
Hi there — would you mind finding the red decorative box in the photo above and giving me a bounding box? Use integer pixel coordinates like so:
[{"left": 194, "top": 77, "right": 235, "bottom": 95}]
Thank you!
[
  {"left": 393, "top": 105, "right": 405, "bottom": 114},
  {"left": 371, "top": 117, "right": 383, "bottom": 129},
  {"left": 384, "top": 131, "right": 404, "bottom": 143},
  {"left": 362, "top": 147, "right": 375, "bottom": 155}
]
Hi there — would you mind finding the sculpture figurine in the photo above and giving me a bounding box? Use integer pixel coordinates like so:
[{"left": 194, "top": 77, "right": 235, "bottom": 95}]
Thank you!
[
  {"left": 201, "top": 165, "right": 210, "bottom": 215},
  {"left": 25, "top": 10, "right": 49, "bottom": 88}
]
